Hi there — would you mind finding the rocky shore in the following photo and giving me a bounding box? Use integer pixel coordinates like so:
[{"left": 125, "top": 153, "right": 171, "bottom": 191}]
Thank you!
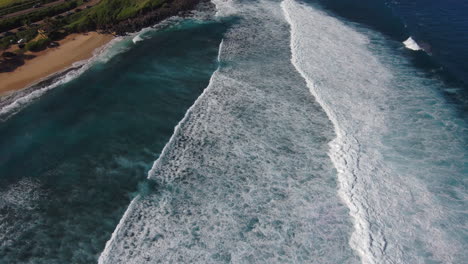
[{"left": 103, "top": 0, "right": 204, "bottom": 35}]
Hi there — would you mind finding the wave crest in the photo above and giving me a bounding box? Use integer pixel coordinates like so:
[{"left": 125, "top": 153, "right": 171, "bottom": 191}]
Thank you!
[{"left": 403, "top": 37, "right": 422, "bottom": 51}]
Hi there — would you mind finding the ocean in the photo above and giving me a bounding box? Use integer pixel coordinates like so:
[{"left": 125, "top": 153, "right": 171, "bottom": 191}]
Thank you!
[
  {"left": 1, "top": 0, "right": 467, "bottom": 263},
  {"left": 0, "top": 17, "right": 227, "bottom": 263}
]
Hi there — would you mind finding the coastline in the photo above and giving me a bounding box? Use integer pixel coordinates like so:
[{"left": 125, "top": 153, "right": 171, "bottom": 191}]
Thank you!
[{"left": 0, "top": 32, "right": 114, "bottom": 96}]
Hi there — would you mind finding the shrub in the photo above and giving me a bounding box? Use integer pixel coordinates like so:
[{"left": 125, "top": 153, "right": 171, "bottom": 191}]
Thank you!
[
  {"left": 0, "top": 0, "right": 80, "bottom": 32},
  {"left": 0, "top": 35, "right": 17, "bottom": 49},
  {"left": 65, "top": 0, "right": 166, "bottom": 31},
  {"left": 48, "top": 30, "right": 67, "bottom": 41},
  {"left": 16, "top": 28, "right": 38, "bottom": 42},
  {"left": 25, "top": 37, "right": 50, "bottom": 51}
]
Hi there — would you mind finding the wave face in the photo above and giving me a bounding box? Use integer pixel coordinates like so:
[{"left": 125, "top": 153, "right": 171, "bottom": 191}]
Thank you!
[
  {"left": 284, "top": 0, "right": 467, "bottom": 263},
  {"left": 99, "top": 0, "right": 358, "bottom": 263}
]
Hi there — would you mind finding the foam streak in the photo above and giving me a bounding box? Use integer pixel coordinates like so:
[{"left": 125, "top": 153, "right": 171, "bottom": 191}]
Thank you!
[
  {"left": 282, "top": 1, "right": 467, "bottom": 263},
  {"left": 282, "top": 1, "right": 377, "bottom": 262}
]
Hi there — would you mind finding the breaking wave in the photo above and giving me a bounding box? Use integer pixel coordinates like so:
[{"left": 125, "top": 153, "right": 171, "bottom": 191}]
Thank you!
[
  {"left": 403, "top": 37, "right": 422, "bottom": 51},
  {"left": 99, "top": 0, "right": 357, "bottom": 263},
  {"left": 100, "top": 0, "right": 467, "bottom": 263},
  {"left": 132, "top": 35, "right": 144, "bottom": 44},
  {"left": 283, "top": 0, "right": 467, "bottom": 263}
]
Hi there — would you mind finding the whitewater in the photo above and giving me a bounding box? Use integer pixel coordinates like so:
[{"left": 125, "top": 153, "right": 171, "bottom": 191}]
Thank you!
[{"left": 100, "top": 0, "right": 467, "bottom": 263}]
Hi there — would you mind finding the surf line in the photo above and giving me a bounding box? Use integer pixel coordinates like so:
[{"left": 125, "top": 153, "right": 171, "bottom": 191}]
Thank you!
[
  {"left": 0, "top": 37, "right": 119, "bottom": 121},
  {"left": 281, "top": 0, "right": 378, "bottom": 263},
  {"left": 98, "top": 38, "right": 225, "bottom": 263},
  {"left": 147, "top": 38, "right": 224, "bottom": 184}
]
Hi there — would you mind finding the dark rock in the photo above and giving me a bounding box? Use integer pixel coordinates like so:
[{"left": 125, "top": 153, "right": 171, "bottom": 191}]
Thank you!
[{"left": 102, "top": 0, "right": 203, "bottom": 35}]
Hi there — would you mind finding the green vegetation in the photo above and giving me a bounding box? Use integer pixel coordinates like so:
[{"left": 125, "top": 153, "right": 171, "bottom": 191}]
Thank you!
[
  {"left": 0, "top": 27, "right": 42, "bottom": 50},
  {"left": 0, "top": 0, "right": 175, "bottom": 51},
  {"left": 24, "top": 36, "right": 49, "bottom": 51},
  {"left": 65, "top": 0, "right": 167, "bottom": 32},
  {"left": 16, "top": 26, "right": 38, "bottom": 40},
  {"left": 0, "top": 0, "right": 27, "bottom": 10},
  {"left": 0, "top": 0, "right": 81, "bottom": 32},
  {"left": 0, "top": 0, "right": 168, "bottom": 33},
  {"left": 0, "top": 0, "right": 57, "bottom": 15},
  {"left": 0, "top": 34, "right": 16, "bottom": 49}
]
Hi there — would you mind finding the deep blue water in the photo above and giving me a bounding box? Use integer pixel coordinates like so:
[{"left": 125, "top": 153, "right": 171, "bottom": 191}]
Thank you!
[
  {"left": 312, "top": 0, "right": 468, "bottom": 108},
  {"left": 0, "top": 19, "right": 226, "bottom": 263},
  {"left": 389, "top": 0, "right": 468, "bottom": 85}
]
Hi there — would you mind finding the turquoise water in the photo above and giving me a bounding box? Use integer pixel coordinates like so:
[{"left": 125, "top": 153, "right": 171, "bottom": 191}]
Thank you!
[{"left": 0, "top": 19, "right": 226, "bottom": 263}]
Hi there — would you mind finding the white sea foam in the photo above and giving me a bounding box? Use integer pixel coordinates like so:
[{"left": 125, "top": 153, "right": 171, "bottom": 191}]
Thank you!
[
  {"left": 210, "top": 0, "right": 237, "bottom": 17},
  {"left": 0, "top": 178, "right": 46, "bottom": 250},
  {"left": 98, "top": 38, "right": 224, "bottom": 264},
  {"left": 132, "top": 35, "right": 144, "bottom": 43},
  {"left": 403, "top": 37, "right": 422, "bottom": 51},
  {"left": 131, "top": 24, "right": 160, "bottom": 44},
  {"left": 0, "top": 37, "right": 123, "bottom": 120},
  {"left": 282, "top": 1, "right": 383, "bottom": 262},
  {"left": 99, "top": 0, "right": 467, "bottom": 263},
  {"left": 99, "top": 0, "right": 357, "bottom": 262},
  {"left": 0, "top": 14, "right": 194, "bottom": 120},
  {"left": 282, "top": 0, "right": 467, "bottom": 263},
  {"left": 0, "top": 178, "right": 44, "bottom": 210},
  {"left": 98, "top": 38, "right": 225, "bottom": 264}
]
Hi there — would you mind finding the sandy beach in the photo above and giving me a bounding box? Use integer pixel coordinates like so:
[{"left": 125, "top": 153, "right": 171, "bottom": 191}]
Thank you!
[{"left": 0, "top": 32, "right": 114, "bottom": 96}]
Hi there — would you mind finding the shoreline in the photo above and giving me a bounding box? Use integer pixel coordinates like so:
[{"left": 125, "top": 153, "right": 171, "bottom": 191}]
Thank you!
[
  {"left": 0, "top": 0, "right": 209, "bottom": 97},
  {"left": 0, "top": 32, "right": 114, "bottom": 96}
]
